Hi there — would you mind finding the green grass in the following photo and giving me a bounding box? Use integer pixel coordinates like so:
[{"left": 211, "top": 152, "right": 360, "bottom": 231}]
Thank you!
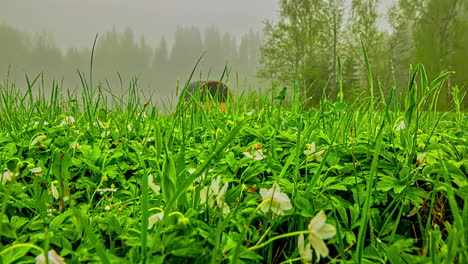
[{"left": 0, "top": 62, "right": 466, "bottom": 264}]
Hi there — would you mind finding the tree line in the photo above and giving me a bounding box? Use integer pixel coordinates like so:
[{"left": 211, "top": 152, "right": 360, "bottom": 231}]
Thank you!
[
  {"left": 258, "top": 0, "right": 468, "bottom": 107},
  {"left": 0, "top": 24, "right": 261, "bottom": 103}
]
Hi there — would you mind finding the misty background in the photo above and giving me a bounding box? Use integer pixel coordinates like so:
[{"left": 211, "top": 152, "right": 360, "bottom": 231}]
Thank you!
[{"left": 1, "top": 0, "right": 466, "bottom": 109}]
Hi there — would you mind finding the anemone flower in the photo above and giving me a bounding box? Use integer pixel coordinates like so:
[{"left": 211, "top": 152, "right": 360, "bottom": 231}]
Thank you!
[
  {"left": 308, "top": 211, "right": 336, "bottom": 260},
  {"left": 259, "top": 183, "right": 292, "bottom": 215}
]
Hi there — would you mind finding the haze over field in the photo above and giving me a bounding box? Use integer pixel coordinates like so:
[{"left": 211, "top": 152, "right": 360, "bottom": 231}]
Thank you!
[
  {"left": 0, "top": 0, "right": 280, "bottom": 49},
  {"left": 1, "top": 0, "right": 466, "bottom": 109},
  {"left": 1, "top": 0, "right": 396, "bottom": 49}
]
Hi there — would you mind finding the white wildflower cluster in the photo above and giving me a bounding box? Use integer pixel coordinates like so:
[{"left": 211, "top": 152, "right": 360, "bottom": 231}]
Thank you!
[
  {"left": 59, "top": 116, "right": 75, "bottom": 127},
  {"left": 200, "top": 176, "right": 230, "bottom": 214},
  {"left": 243, "top": 144, "right": 266, "bottom": 160},
  {"left": 258, "top": 182, "right": 336, "bottom": 262}
]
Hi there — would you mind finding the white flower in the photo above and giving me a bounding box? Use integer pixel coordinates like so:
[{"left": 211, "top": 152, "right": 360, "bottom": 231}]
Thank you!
[
  {"left": 303, "top": 142, "right": 325, "bottom": 162},
  {"left": 416, "top": 153, "right": 426, "bottom": 166},
  {"left": 31, "top": 135, "right": 47, "bottom": 146},
  {"left": 46, "top": 208, "right": 56, "bottom": 217},
  {"left": 101, "top": 131, "right": 110, "bottom": 138},
  {"left": 308, "top": 211, "right": 336, "bottom": 260},
  {"left": 243, "top": 149, "right": 265, "bottom": 160},
  {"left": 148, "top": 212, "right": 164, "bottom": 229},
  {"left": 104, "top": 205, "right": 111, "bottom": 211},
  {"left": 200, "top": 176, "right": 230, "bottom": 214},
  {"left": 148, "top": 174, "right": 161, "bottom": 195},
  {"left": 70, "top": 142, "right": 82, "bottom": 150},
  {"left": 395, "top": 120, "right": 406, "bottom": 131},
  {"left": 59, "top": 116, "right": 75, "bottom": 127},
  {"left": 29, "top": 167, "right": 42, "bottom": 173},
  {"left": 298, "top": 234, "right": 312, "bottom": 264},
  {"left": 50, "top": 182, "right": 59, "bottom": 200},
  {"left": 259, "top": 183, "right": 292, "bottom": 215},
  {"left": 97, "top": 188, "right": 117, "bottom": 194},
  {"left": 2, "top": 171, "right": 14, "bottom": 185},
  {"left": 33, "top": 121, "right": 49, "bottom": 127},
  {"left": 35, "top": 249, "right": 65, "bottom": 264}
]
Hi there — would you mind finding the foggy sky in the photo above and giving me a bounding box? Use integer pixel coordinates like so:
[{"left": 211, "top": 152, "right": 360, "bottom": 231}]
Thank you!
[
  {"left": 0, "top": 0, "right": 279, "bottom": 49},
  {"left": 1, "top": 0, "right": 394, "bottom": 49}
]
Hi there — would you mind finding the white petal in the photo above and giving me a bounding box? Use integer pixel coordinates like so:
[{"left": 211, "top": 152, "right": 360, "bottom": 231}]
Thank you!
[
  {"left": 253, "top": 150, "right": 265, "bottom": 160},
  {"left": 51, "top": 183, "right": 59, "bottom": 200},
  {"left": 148, "top": 212, "right": 164, "bottom": 229},
  {"left": 149, "top": 183, "right": 161, "bottom": 195},
  {"left": 270, "top": 183, "right": 282, "bottom": 193},
  {"left": 269, "top": 199, "right": 285, "bottom": 215},
  {"left": 259, "top": 188, "right": 272, "bottom": 200},
  {"left": 260, "top": 199, "right": 272, "bottom": 214},
  {"left": 211, "top": 176, "right": 221, "bottom": 194},
  {"left": 199, "top": 186, "right": 209, "bottom": 204},
  {"left": 309, "top": 211, "right": 327, "bottom": 232},
  {"left": 275, "top": 193, "right": 292, "bottom": 210},
  {"left": 219, "top": 182, "right": 229, "bottom": 197},
  {"left": 309, "top": 233, "right": 329, "bottom": 260},
  {"left": 29, "top": 167, "right": 42, "bottom": 173},
  {"left": 315, "top": 223, "right": 336, "bottom": 240},
  {"left": 298, "top": 234, "right": 312, "bottom": 263},
  {"left": 310, "top": 142, "right": 317, "bottom": 152},
  {"left": 396, "top": 120, "right": 406, "bottom": 131},
  {"left": 2, "top": 171, "right": 14, "bottom": 185},
  {"left": 148, "top": 175, "right": 154, "bottom": 185},
  {"left": 35, "top": 250, "right": 65, "bottom": 264},
  {"left": 298, "top": 233, "right": 305, "bottom": 253},
  {"left": 243, "top": 152, "right": 254, "bottom": 159}
]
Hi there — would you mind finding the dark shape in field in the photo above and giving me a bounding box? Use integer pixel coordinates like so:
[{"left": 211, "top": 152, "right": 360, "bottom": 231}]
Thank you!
[{"left": 185, "top": 80, "right": 231, "bottom": 102}]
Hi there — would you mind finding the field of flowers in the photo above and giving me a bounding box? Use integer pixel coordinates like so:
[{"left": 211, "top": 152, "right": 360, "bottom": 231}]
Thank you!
[{"left": 0, "top": 67, "right": 467, "bottom": 263}]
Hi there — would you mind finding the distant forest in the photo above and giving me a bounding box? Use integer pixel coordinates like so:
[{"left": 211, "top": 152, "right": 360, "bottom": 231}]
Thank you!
[
  {"left": 0, "top": 24, "right": 261, "bottom": 105},
  {"left": 1, "top": 0, "right": 467, "bottom": 108}
]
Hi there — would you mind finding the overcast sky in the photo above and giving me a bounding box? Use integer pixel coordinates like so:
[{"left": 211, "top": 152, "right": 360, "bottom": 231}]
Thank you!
[{"left": 1, "top": 0, "right": 395, "bottom": 49}]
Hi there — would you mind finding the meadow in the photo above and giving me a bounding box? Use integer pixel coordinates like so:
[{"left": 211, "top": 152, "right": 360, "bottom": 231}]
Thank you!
[{"left": 0, "top": 61, "right": 467, "bottom": 264}]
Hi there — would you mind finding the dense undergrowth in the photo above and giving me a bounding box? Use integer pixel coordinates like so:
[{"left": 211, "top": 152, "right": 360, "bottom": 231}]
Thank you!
[{"left": 0, "top": 61, "right": 467, "bottom": 264}]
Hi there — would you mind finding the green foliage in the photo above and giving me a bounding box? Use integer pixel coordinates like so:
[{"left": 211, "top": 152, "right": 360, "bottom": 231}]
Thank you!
[{"left": 258, "top": 0, "right": 468, "bottom": 109}]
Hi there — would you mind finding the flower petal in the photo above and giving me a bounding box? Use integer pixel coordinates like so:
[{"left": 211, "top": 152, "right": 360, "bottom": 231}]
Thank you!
[
  {"left": 298, "top": 234, "right": 312, "bottom": 263},
  {"left": 199, "top": 186, "right": 209, "bottom": 204},
  {"left": 148, "top": 212, "right": 164, "bottom": 229},
  {"left": 260, "top": 198, "right": 272, "bottom": 214},
  {"left": 243, "top": 152, "right": 254, "bottom": 159},
  {"left": 51, "top": 183, "right": 59, "bottom": 200},
  {"left": 310, "top": 142, "right": 317, "bottom": 152},
  {"left": 275, "top": 193, "right": 292, "bottom": 210},
  {"left": 315, "top": 223, "right": 336, "bottom": 240},
  {"left": 259, "top": 188, "right": 272, "bottom": 200},
  {"left": 309, "top": 211, "right": 327, "bottom": 232},
  {"left": 309, "top": 233, "right": 329, "bottom": 260}
]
